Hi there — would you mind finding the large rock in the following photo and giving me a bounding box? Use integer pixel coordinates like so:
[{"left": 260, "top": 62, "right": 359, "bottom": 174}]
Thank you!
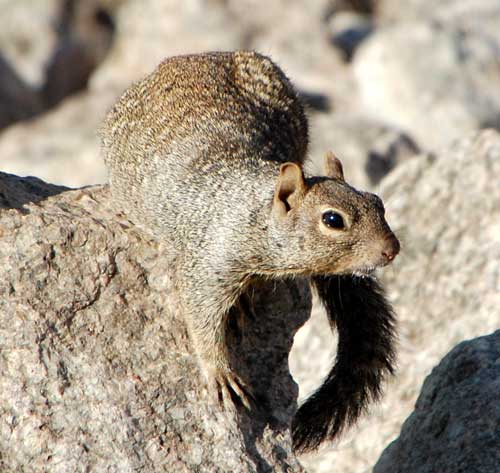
[
  {"left": 354, "top": 22, "right": 500, "bottom": 150},
  {"left": 0, "top": 0, "right": 116, "bottom": 126},
  {"left": 0, "top": 172, "right": 311, "bottom": 472},
  {"left": 378, "top": 0, "right": 500, "bottom": 29},
  {"left": 293, "top": 130, "right": 500, "bottom": 473},
  {"left": 380, "top": 129, "right": 500, "bottom": 356},
  {"left": 0, "top": 0, "right": 57, "bottom": 88},
  {"left": 0, "top": 0, "right": 117, "bottom": 179},
  {"left": 0, "top": 92, "right": 110, "bottom": 187},
  {"left": 0, "top": 54, "right": 44, "bottom": 130},
  {"left": 374, "top": 330, "right": 500, "bottom": 473},
  {"left": 307, "top": 113, "right": 420, "bottom": 189},
  {"left": 41, "top": 0, "right": 116, "bottom": 108}
]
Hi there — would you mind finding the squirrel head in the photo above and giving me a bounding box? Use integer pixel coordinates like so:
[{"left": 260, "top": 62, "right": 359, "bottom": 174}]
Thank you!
[{"left": 270, "top": 151, "right": 400, "bottom": 276}]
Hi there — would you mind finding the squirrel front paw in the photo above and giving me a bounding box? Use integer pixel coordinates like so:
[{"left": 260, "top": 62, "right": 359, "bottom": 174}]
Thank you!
[{"left": 205, "top": 364, "right": 256, "bottom": 411}]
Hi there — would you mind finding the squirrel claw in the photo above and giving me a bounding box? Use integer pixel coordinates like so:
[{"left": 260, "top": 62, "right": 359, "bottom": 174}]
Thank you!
[{"left": 209, "top": 369, "right": 256, "bottom": 411}]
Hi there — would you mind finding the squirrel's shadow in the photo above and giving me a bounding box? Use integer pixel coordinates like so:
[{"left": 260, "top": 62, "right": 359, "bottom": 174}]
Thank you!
[{"left": 226, "top": 277, "right": 312, "bottom": 467}]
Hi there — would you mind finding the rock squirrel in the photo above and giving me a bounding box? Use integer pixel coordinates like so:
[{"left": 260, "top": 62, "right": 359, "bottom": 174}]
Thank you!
[{"left": 100, "top": 50, "right": 399, "bottom": 453}]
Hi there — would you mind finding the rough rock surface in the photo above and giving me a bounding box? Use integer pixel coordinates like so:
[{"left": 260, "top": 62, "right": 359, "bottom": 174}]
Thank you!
[
  {"left": 354, "top": 21, "right": 500, "bottom": 150},
  {"left": 374, "top": 330, "right": 500, "bottom": 473},
  {"left": 0, "top": 172, "right": 311, "bottom": 473}
]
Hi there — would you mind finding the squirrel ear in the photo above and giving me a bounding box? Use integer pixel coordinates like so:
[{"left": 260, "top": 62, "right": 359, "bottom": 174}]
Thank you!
[
  {"left": 273, "top": 163, "right": 306, "bottom": 216},
  {"left": 324, "top": 151, "right": 345, "bottom": 181}
]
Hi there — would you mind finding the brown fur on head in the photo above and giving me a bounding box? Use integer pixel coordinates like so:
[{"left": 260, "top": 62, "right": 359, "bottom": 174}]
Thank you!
[{"left": 270, "top": 152, "right": 399, "bottom": 277}]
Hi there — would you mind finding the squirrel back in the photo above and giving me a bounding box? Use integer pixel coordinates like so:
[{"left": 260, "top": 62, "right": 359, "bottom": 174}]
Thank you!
[{"left": 101, "top": 51, "right": 308, "bottom": 241}]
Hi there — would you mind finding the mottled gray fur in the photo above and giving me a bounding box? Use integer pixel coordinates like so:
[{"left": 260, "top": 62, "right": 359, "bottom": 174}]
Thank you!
[{"left": 101, "top": 51, "right": 400, "bottom": 452}]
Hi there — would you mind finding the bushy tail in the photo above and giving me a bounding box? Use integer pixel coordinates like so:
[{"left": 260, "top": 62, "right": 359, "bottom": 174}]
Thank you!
[{"left": 292, "top": 275, "right": 397, "bottom": 453}]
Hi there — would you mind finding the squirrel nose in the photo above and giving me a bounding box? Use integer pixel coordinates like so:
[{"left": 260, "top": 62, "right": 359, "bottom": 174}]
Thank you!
[{"left": 381, "top": 233, "right": 400, "bottom": 262}]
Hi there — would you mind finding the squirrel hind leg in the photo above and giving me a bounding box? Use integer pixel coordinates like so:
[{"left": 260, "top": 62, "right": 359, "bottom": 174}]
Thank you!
[
  {"left": 182, "top": 288, "right": 259, "bottom": 412},
  {"left": 197, "top": 331, "right": 258, "bottom": 412},
  {"left": 292, "top": 275, "right": 397, "bottom": 453}
]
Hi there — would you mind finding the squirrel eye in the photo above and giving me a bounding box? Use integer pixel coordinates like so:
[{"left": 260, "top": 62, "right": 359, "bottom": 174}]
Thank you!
[{"left": 322, "top": 211, "right": 345, "bottom": 229}]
